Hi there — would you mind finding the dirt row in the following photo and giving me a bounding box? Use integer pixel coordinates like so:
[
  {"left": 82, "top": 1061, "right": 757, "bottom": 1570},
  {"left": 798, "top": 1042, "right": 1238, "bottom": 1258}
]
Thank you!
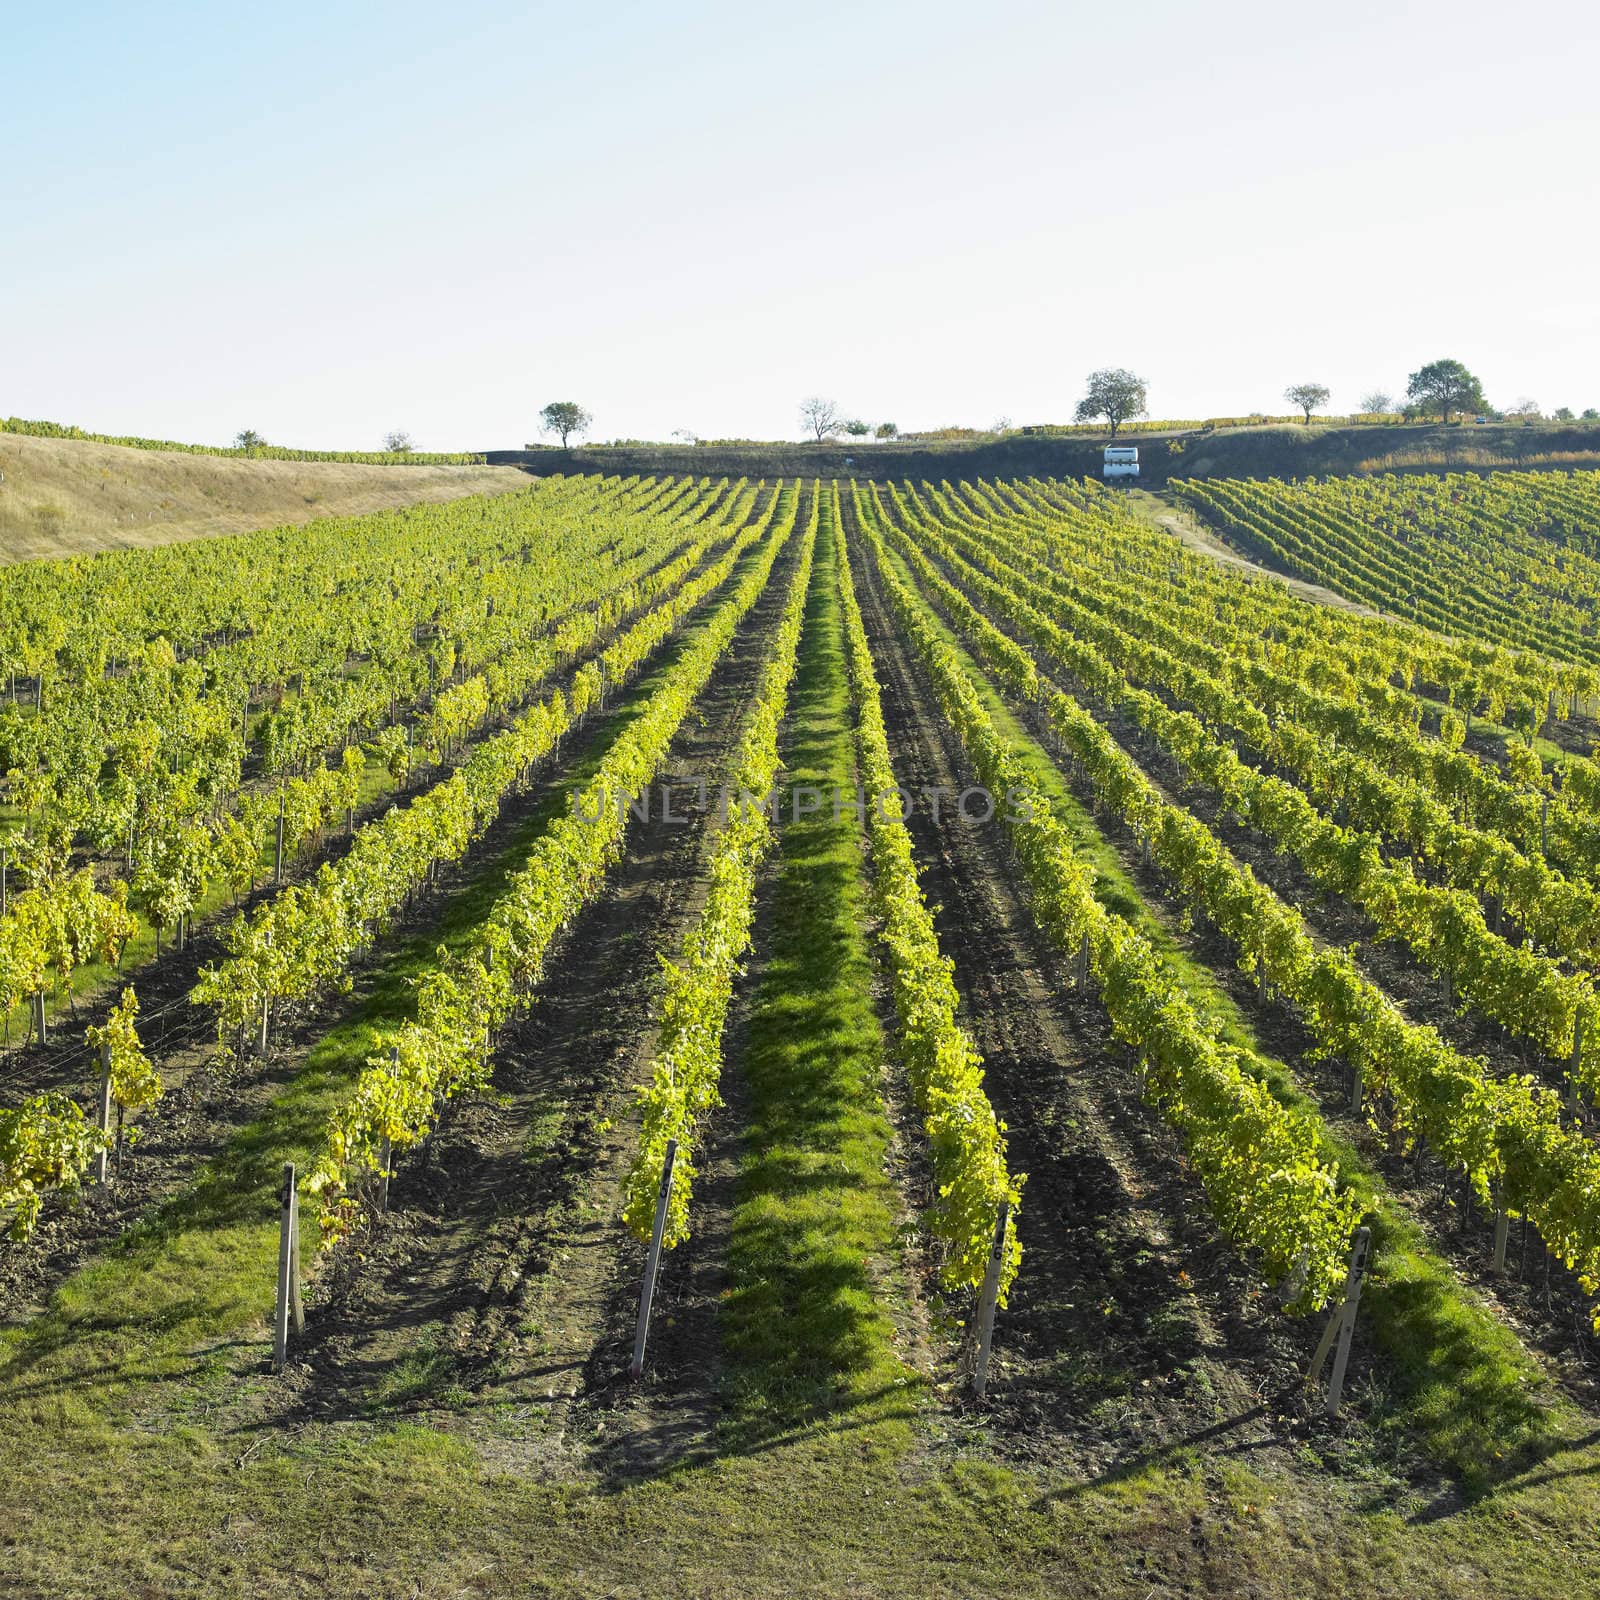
[
  {"left": 272, "top": 497, "right": 817, "bottom": 1470},
  {"left": 840, "top": 493, "right": 1328, "bottom": 1474},
  {"left": 894, "top": 506, "right": 1600, "bottom": 1403},
  {"left": 0, "top": 503, "right": 776, "bottom": 1325}
]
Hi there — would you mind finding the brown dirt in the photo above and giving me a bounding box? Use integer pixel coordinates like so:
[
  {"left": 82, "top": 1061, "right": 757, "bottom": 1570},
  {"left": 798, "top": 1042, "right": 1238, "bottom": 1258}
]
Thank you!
[
  {"left": 0, "top": 432, "right": 530, "bottom": 563},
  {"left": 844, "top": 498, "right": 1319, "bottom": 1477},
  {"left": 0, "top": 507, "right": 773, "bottom": 1319},
  {"left": 944, "top": 573, "right": 1600, "bottom": 1408},
  {"left": 282, "top": 508, "right": 815, "bottom": 1471}
]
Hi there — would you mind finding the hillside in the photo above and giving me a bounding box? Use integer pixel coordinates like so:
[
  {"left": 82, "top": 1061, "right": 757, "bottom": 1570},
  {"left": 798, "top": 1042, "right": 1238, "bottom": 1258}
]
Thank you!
[
  {"left": 489, "top": 419, "right": 1600, "bottom": 485},
  {"left": 0, "top": 431, "right": 530, "bottom": 562}
]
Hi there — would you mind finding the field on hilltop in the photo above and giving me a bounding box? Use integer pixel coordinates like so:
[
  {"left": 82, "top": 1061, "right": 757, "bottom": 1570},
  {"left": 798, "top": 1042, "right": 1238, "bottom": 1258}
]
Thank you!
[{"left": 0, "top": 431, "right": 529, "bottom": 562}]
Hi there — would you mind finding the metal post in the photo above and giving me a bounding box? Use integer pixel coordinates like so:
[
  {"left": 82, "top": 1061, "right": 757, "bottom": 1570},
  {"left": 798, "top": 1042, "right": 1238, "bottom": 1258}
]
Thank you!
[
  {"left": 94, "top": 1040, "right": 113, "bottom": 1184},
  {"left": 273, "top": 1162, "right": 299, "bottom": 1371},
  {"left": 971, "top": 1202, "right": 1012, "bottom": 1399},
  {"left": 630, "top": 1138, "right": 678, "bottom": 1381}
]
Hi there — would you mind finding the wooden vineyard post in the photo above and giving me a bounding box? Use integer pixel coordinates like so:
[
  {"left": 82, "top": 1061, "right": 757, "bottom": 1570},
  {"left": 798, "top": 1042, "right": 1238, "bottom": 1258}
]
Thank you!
[
  {"left": 33, "top": 990, "right": 48, "bottom": 1049},
  {"left": 0, "top": 846, "right": 7, "bottom": 916},
  {"left": 1492, "top": 1203, "right": 1510, "bottom": 1275},
  {"left": 258, "top": 929, "right": 273, "bottom": 1057},
  {"left": 273, "top": 1162, "right": 304, "bottom": 1371},
  {"left": 1074, "top": 935, "right": 1090, "bottom": 993},
  {"left": 1349, "top": 1061, "right": 1363, "bottom": 1114},
  {"left": 274, "top": 791, "right": 287, "bottom": 884},
  {"left": 630, "top": 1137, "right": 678, "bottom": 1381},
  {"left": 1567, "top": 1015, "right": 1584, "bottom": 1118},
  {"left": 94, "top": 1039, "right": 113, "bottom": 1185},
  {"left": 1305, "top": 1225, "right": 1372, "bottom": 1418},
  {"left": 377, "top": 1045, "right": 400, "bottom": 1215},
  {"left": 971, "top": 1202, "right": 1012, "bottom": 1400}
]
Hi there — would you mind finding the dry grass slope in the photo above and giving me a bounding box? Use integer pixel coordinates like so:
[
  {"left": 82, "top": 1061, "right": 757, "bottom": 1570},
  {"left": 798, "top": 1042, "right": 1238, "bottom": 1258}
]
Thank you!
[{"left": 0, "top": 433, "right": 531, "bottom": 563}]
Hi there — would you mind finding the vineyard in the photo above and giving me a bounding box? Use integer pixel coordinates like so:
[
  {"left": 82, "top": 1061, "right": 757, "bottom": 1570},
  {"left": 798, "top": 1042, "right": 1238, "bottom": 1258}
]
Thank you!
[{"left": 4, "top": 468, "right": 1600, "bottom": 1598}]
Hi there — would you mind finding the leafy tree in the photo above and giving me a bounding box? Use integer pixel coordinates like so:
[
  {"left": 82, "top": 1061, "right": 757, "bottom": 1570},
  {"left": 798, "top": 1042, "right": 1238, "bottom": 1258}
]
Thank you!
[
  {"left": 1552, "top": 406, "right": 1575, "bottom": 422},
  {"left": 875, "top": 421, "right": 899, "bottom": 440},
  {"left": 1285, "top": 383, "right": 1331, "bottom": 424},
  {"left": 1074, "top": 369, "right": 1148, "bottom": 437},
  {"left": 1406, "top": 358, "right": 1487, "bottom": 422},
  {"left": 1360, "top": 390, "right": 1395, "bottom": 415},
  {"left": 799, "top": 397, "right": 841, "bottom": 442},
  {"left": 234, "top": 430, "right": 266, "bottom": 450},
  {"left": 844, "top": 419, "right": 871, "bottom": 438},
  {"left": 383, "top": 430, "right": 413, "bottom": 453},
  {"left": 540, "top": 402, "right": 592, "bottom": 448},
  {"left": 1583, "top": 408, "right": 1599, "bottom": 421}
]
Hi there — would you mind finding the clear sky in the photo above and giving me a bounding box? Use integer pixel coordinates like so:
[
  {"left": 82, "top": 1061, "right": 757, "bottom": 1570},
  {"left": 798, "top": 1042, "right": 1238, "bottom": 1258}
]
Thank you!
[{"left": 6, "top": 1, "right": 1597, "bottom": 449}]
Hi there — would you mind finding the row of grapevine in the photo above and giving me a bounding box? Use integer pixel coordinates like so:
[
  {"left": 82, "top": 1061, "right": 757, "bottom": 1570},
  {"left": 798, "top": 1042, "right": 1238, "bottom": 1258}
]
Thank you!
[
  {"left": 1, "top": 481, "right": 747, "bottom": 1033},
  {"left": 191, "top": 495, "right": 785, "bottom": 1052},
  {"left": 833, "top": 493, "right": 1022, "bottom": 1297},
  {"left": 0, "top": 489, "right": 766, "bottom": 1232},
  {"left": 950, "top": 482, "right": 1600, "bottom": 884},
  {"left": 993, "top": 476, "right": 1569, "bottom": 727},
  {"left": 852, "top": 489, "right": 1363, "bottom": 1308},
  {"left": 869, "top": 484, "right": 1600, "bottom": 1327},
  {"left": 1174, "top": 472, "right": 1600, "bottom": 671},
  {"left": 303, "top": 489, "right": 804, "bottom": 1240},
  {"left": 882, "top": 490, "right": 1600, "bottom": 1091},
  {"left": 935, "top": 493, "right": 1600, "bottom": 969},
  {"left": 621, "top": 489, "right": 819, "bottom": 1251},
  {"left": 0, "top": 987, "right": 157, "bottom": 1240}
]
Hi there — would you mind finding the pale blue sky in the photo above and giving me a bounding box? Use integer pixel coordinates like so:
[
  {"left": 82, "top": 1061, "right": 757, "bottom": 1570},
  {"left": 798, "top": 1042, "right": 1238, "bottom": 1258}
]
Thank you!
[{"left": 6, "top": 1, "right": 1597, "bottom": 448}]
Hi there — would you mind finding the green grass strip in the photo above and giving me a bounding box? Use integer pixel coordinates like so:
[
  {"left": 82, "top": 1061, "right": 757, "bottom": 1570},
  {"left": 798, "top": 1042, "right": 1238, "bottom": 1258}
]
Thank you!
[{"left": 721, "top": 490, "right": 917, "bottom": 1436}]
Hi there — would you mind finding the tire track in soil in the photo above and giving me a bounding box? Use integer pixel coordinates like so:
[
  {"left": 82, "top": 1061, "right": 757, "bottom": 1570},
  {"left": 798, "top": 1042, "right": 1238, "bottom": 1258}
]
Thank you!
[
  {"left": 294, "top": 498, "right": 812, "bottom": 1469},
  {"left": 846, "top": 502, "right": 1303, "bottom": 1473},
  {"left": 0, "top": 508, "right": 773, "bottom": 1316}
]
